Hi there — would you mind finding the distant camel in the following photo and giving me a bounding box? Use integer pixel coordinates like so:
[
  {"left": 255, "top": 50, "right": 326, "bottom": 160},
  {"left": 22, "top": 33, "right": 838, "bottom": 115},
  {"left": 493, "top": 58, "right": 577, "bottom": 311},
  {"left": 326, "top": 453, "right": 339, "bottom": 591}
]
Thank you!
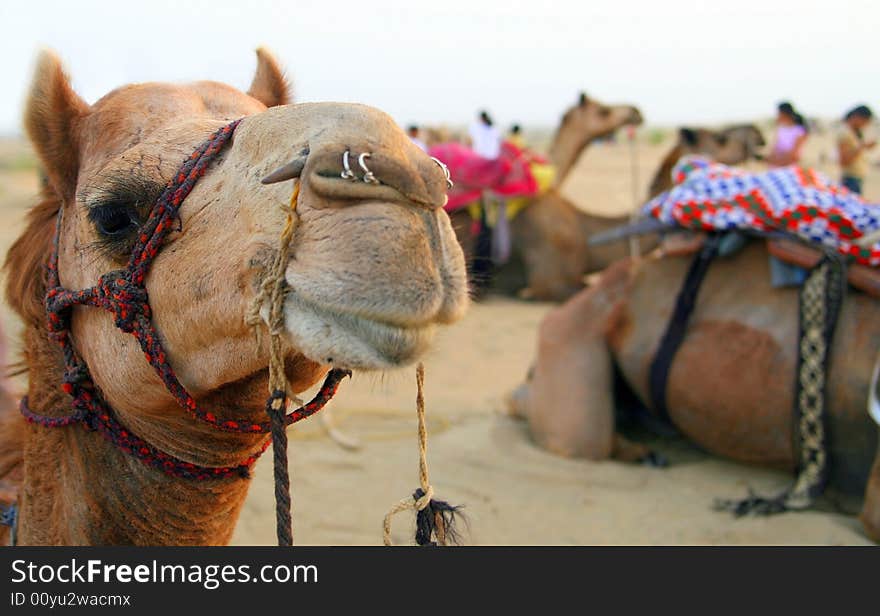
[
  {"left": 648, "top": 125, "right": 765, "bottom": 198},
  {"left": 449, "top": 92, "right": 644, "bottom": 301}
]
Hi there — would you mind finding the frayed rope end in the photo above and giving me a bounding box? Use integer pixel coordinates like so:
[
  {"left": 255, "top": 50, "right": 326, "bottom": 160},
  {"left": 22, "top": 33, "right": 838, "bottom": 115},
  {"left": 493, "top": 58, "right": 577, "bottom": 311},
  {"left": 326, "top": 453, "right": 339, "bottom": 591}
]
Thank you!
[{"left": 413, "top": 488, "right": 464, "bottom": 546}]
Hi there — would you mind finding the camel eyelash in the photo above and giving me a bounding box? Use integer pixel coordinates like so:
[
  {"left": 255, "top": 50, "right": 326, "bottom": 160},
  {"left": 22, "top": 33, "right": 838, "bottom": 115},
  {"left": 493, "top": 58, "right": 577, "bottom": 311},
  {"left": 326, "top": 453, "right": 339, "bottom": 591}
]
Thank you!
[{"left": 86, "top": 174, "right": 163, "bottom": 211}]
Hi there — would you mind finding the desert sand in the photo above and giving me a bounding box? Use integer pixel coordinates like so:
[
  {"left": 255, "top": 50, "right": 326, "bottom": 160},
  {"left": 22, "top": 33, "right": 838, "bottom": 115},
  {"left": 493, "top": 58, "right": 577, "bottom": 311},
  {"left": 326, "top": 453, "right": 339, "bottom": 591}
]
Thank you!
[{"left": 1, "top": 130, "right": 876, "bottom": 545}]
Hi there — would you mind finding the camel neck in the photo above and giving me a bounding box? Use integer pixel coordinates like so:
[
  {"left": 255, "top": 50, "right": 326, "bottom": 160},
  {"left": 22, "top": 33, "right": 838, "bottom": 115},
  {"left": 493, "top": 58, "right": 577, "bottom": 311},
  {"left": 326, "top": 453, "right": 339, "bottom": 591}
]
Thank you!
[
  {"left": 17, "top": 330, "right": 254, "bottom": 545},
  {"left": 548, "top": 127, "right": 592, "bottom": 187},
  {"left": 648, "top": 144, "right": 685, "bottom": 199}
]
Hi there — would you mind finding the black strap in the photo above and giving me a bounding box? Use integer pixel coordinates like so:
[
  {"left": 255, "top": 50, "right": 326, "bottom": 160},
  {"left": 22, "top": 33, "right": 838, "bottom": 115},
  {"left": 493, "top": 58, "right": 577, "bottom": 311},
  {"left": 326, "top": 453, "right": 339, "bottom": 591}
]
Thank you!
[{"left": 648, "top": 234, "right": 722, "bottom": 423}]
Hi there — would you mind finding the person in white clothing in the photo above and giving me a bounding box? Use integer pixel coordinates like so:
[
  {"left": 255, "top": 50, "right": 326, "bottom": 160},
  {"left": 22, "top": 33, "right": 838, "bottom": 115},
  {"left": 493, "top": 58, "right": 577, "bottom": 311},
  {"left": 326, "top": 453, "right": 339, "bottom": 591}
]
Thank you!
[
  {"left": 469, "top": 110, "right": 501, "bottom": 159},
  {"left": 407, "top": 125, "right": 428, "bottom": 152}
]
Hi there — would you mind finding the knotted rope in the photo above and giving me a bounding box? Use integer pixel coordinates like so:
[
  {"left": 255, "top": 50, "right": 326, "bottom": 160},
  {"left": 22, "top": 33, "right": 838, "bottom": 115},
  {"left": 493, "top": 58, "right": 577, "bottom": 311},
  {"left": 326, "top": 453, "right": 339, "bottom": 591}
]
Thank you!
[
  {"left": 383, "top": 363, "right": 461, "bottom": 546},
  {"left": 246, "top": 182, "right": 303, "bottom": 546},
  {"left": 253, "top": 183, "right": 300, "bottom": 546}
]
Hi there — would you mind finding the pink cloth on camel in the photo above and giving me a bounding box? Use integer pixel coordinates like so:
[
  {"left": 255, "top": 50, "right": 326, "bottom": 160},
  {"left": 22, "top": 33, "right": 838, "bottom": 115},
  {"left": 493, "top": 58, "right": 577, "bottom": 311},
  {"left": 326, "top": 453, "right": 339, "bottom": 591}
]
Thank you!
[{"left": 429, "top": 142, "right": 539, "bottom": 211}]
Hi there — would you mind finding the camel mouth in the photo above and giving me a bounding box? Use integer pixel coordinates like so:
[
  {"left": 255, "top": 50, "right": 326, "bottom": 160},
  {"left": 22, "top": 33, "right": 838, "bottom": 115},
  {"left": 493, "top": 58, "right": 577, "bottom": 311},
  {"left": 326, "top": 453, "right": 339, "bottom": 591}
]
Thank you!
[
  {"left": 265, "top": 194, "right": 468, "bottom": 371},
  {"left": 278, "top": 290, "right": 438, "bottom": 370}
]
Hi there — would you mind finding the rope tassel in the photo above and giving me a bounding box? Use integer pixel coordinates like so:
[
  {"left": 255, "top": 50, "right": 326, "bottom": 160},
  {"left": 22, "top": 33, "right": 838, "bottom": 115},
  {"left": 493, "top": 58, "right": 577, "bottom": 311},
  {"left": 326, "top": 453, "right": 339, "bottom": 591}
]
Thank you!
[{"left": 383, "top": 363, "right": 462, "bottom": 546}]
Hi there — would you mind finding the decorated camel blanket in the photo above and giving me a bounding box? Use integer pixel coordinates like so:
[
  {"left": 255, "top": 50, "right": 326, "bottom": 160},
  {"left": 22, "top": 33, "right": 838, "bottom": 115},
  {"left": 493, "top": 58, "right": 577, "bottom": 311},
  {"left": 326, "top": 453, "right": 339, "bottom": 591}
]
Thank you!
[
  {"left": 429, "top": 142, "right": 544, "bottom": 212},
  {"left": 644, "top": 156, "right": 880, "bottom": 266}
]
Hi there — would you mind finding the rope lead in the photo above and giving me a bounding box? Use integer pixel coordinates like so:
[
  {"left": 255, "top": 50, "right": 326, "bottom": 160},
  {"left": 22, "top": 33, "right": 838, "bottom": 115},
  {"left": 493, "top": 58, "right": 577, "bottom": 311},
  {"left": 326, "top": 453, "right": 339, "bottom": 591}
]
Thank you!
[
  {"left": 251, "top": 185, "right": 461, "bottom": 546},
  {"left": 253, "top": 183, "right": 300, "bottom": 546}
]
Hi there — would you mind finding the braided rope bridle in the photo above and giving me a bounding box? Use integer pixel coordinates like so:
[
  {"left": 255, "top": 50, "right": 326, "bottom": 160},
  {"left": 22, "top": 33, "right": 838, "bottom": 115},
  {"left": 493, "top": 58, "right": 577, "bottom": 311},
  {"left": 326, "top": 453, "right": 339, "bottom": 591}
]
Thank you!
[{"left": 18, "top": 119, "right": 348, "bottom": 541}]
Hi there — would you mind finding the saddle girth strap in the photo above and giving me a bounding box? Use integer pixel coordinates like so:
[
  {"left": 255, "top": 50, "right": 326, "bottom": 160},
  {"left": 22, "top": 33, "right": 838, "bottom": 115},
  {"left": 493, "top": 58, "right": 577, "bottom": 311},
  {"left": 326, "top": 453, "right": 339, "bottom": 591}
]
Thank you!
[{"left": 648, "top": 234, "right": 722, "bottom": 424}]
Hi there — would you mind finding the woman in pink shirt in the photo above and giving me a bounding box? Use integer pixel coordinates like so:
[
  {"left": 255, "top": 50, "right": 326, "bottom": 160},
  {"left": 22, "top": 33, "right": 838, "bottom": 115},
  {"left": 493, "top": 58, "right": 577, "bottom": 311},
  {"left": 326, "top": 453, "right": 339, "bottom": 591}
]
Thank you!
[{"left": 767, "top": 101, "right": 808, "bottom": 167}]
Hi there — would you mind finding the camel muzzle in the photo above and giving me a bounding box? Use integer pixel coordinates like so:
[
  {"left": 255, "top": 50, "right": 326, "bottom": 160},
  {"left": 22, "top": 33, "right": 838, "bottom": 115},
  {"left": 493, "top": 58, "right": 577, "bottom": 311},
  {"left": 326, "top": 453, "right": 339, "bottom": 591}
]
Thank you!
[
  {"left": 240, "top": 101, "right": 451, "bottom": 211},
  {"left": 238, "top": 103, "right": 469, "bottom": 367},
  {"left": 627, "top": 107, "right": 645, "bottom": 126}
]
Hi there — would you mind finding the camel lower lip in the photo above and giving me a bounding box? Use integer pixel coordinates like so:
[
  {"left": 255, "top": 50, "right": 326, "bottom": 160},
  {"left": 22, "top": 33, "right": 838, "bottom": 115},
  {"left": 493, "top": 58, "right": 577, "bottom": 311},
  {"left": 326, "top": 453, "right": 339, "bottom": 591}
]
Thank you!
[{"left": 280, "top": 292, "right": 436, "bottom": 370}]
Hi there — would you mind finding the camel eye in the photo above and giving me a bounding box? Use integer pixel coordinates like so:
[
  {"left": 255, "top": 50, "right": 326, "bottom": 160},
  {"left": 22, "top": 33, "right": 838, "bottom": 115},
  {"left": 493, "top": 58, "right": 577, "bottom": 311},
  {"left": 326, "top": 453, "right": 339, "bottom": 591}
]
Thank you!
[
  {"left": 599, "top": 107, "right": 611, "bottom": 118},
  {"left": 89, "top": 203, "right": 139, "bottom": 238}
]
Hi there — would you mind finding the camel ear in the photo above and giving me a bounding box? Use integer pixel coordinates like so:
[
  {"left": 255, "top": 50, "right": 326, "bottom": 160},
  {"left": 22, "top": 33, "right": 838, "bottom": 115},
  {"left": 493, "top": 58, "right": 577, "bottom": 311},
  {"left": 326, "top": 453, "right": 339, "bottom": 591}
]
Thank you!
[
  {"left": 23, "top": 50, "right": 89, "bottom": 200},
  {"left": 679, "top": 127, "right": 698, "bottom": 146},
  {"left": 752, "top": 126, "right": 766, "bottom": 147},
  {"left": 247, "top": 47, "right": 291, "bottom": 108},
  {"left": 579, "top": 92, "right": 589, "bottom": 106}
]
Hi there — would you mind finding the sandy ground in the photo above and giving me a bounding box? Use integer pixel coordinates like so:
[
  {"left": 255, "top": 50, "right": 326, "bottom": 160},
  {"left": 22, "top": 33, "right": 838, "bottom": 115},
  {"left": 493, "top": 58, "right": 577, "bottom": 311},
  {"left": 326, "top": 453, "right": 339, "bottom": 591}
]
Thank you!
[{"left": 0, "top": 133, "right": 876, "bottom": 545}]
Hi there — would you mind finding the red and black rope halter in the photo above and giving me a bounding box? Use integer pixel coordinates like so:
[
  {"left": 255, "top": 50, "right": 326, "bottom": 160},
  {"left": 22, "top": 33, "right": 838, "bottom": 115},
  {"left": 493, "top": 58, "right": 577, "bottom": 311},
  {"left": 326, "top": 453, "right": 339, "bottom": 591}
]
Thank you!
[{"left": 20, "top": 119, "right": 349, "bottom": 483}]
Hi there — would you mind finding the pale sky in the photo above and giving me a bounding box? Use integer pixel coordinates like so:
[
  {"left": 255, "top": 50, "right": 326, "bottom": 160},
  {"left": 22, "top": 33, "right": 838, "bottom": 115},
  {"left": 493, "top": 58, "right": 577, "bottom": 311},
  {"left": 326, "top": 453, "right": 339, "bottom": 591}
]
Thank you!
[{"left": 0, "top": 0, "right": 875, "bottom": 135}]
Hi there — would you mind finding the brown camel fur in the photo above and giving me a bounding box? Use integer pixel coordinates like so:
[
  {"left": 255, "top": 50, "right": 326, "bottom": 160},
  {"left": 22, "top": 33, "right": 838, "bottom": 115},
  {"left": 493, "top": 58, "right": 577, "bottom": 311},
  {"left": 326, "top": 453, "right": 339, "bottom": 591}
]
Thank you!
[
  {"left": 450, "top": 93, "right": 644, "bottom": 302},
  {"left": 509, "top": 242, "right": 880, "bottom": 541},
  {"left": 0, "top": 49, "right": 468, "bottom": 545},
  {"left": 648, "top": 125, "right": 766, "bottom": 198}
]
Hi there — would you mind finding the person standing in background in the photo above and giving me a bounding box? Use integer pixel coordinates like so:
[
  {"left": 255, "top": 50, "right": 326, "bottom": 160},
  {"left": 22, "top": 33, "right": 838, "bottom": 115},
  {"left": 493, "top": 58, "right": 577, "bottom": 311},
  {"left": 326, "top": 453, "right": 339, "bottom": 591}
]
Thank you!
[
  {"left": 469, "top": 110, "right": 501, "bottom": 159},
  {"left": 837, "top": 105, "right": 875, "bottom": 194},
  {"left": 508, "top": 124, "right": 526, "bottom": 149},
  {"left": 767, "top": 101, "right": 808, "bottom": 167},
  {"left": 766, "top": 102, "right": 809, "bottom": 286},
  {"left": 407, "top": 124, "right": 428, "bottom": 152}
]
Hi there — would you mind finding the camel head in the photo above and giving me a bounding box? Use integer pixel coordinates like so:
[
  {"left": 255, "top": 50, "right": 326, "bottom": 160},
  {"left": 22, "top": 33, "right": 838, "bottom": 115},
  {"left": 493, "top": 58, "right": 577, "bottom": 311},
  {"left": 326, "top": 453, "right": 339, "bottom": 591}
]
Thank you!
[
  {"left": 647, "top": 124, "right": 766, "bottom": 198},
  {"left": 7, "top": 49, "right": 468, "bottom": 457},
  {"left": 549, "top": 92, "right": 644, "bottom": 182},
  {"left": 678, "top": 124, "right": 766, "bottom": 164}
]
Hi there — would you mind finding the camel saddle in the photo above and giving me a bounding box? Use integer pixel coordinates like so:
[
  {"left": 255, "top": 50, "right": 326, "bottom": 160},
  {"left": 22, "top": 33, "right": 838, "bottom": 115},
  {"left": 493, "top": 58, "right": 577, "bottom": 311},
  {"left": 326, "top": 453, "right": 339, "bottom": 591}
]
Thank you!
[{"left": 653, "top": 233, "right": 880, "bottom": 299}]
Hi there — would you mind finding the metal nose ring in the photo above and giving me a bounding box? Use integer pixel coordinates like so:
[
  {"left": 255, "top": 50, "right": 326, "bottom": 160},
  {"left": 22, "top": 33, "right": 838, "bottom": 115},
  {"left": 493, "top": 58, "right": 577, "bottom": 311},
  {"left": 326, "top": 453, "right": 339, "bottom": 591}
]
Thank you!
[
  {"left": 358, "top": 153, "right": 380, "bottom": 184},
  {"left": 431, "top": 157, "right": 454, "bottom": 189},
  {"left": 341, "top": 150, "right": 357, "bottom": 180}
]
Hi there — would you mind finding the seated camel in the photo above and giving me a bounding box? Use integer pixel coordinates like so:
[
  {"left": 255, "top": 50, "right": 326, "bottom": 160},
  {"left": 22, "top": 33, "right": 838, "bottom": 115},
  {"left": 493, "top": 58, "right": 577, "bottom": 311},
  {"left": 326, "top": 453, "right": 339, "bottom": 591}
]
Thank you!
[
  {"left": 508, "top": 241, "right": 880, "bottom": 542},
  {"left": 447, "top": 93, "right": 644, "bottom": 301},
  {"left": 0, "top": 49, "right": 468, "bottom": 545}
]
